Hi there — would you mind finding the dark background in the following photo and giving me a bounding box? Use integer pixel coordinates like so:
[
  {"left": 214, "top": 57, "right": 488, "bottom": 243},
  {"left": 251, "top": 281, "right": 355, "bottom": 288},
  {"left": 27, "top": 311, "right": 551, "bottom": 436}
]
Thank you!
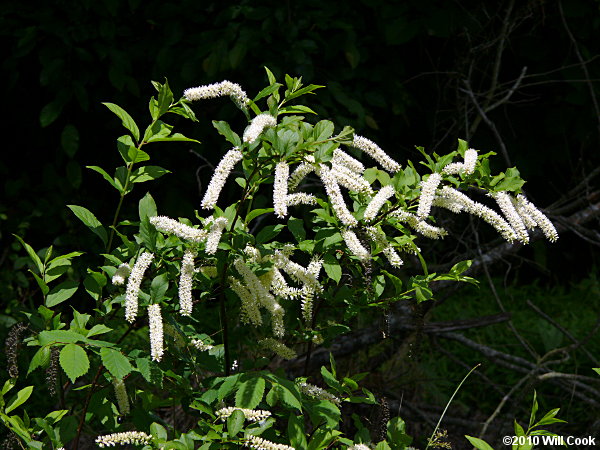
[{"left": 2, "top": 0, "right": 600, "bottom": 447}]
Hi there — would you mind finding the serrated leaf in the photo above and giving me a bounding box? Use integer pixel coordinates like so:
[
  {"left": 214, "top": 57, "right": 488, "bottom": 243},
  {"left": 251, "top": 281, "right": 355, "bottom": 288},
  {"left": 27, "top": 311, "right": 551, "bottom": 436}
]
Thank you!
[
  {"left": 235, "top": 376, "right": 265, "bottom": 409},
  {"left": 59, "top": 344, "right": 89, "bottom": 383},
  {"left": 13, "top": 235, "right": 43, "bottom": 275},
  {"left": 100, "top": 348, "right": 133, "bottom": 380},
  {"left": 46, "top": 280, "right": 79, "bottom": 308},
  {"left": 28, "top": 346, "right": 51, "bottom": 375},
  {"left": 102, "top": 102, "right": 140, "bottom": 142},
  {"left": 227, "top": 409, "right": 245, "bottom": 438},
  {"left": 87, "top": 324, "right": 112, "bottom": 337},
  {"left": 136, "top": 358, "right": 151, "bottom": 382},
  {"left": 38, "top": 330, "right": 86, "bottom": 346},
  {"left": 5, "top": 386, "right": 33, "bottom": 414},
  {"left": 67, "top": 205, "right": 108, "bottom": 246}
]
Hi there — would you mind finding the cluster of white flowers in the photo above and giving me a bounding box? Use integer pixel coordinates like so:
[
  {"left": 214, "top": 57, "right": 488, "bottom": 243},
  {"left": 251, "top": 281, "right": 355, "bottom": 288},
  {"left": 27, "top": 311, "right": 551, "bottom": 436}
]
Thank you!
[
  {"left": 341, "top": 229, "right": 370, "bottom": 261},
  {"left": 148, "top": 303, "right": 164, "bottom": 362},
  {"left": 260, "top": 338, "right": 297, "bottom": 359},
  {"left": 442, "top": 149, "right": 478, "bottom": 175},
  {"left": 150, "top": 216, "right": 207, "bottom": 243},
  {"left": 348, "top": 444, "right": 371, "bottom": 450},
  {"left": 416, "top": 173, "right": 442, "bottom": 219},
  {"left": 125, "top": 252, "right": 154, "bottom": 323},
  {"left": 491, "top": 191, "right": 529, "bottom": 243},
  {"left": 332, "top": 164, "right": 373, "bottom": 194},
  {"left": 111, "top": 263, "right": 131, "bottom": 285},
  {"left": 391, "top": 210, "right": 448, "bottom": 239},
  {"left": 288, "top": 155, "right": 316, "bottom": 190},
  {"left": 243, "top": 113, "right": 277, "bottom": 144},
  {"left": 351, "top": 135, "right": 401, "bottom": 173},
  {"left": 95, "top": 431, "right": 152, "bottom": 447},
  {"left": 245, "top": 435, "right": 295, "bottom": 450},
  {"left": 332, "top": 148, "right": 365, "bottom": 173},
  {"left": 318, "top": 164, "right": 358, "bottom": 227},
  {"left": 300, "top": 258, "right": 323, "bottom": 322},
  {"left": 112, "top": 377, "right": 129, "bottom": 415},
  {"left": 178, "top": 249, "right": 196, "bottom": 316},
  {"left": 363, "top": 185, "right": 395, "bottom": 222},
  {"left": 216, "top": 407, "right": 272, "bottom": 422},
  {"left": 298, "top": 382, "right": 341, "bottom": 405},
  {"left": 191, "top": 339, "right": 214, "bottom": 351},
  {"left": 365, "top": 226, "right": 403, "bottom": 268},
  {"left": 184, "top": 80, "right": 249, "bottom": 109},
  {"left": 201, "top": 148, "right": 244, "bottom": 210},
  {"left": 274, "top": 161, "right": 290, "bottom": 218},
  {"left": 205, "top": 217, "right": 229, "bottom": 254},
  {"left": 286, "top": 192, "right": 317, "bottom": 206},
  {"left": 515, "top": 194, "right": 558, "bottom": 242}
]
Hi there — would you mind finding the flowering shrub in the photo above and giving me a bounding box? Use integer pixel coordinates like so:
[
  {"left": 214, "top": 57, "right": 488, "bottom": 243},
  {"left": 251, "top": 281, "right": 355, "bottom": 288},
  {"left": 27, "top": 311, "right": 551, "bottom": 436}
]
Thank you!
[{"left": 2, "top": 68, "right": 557, "bottom": 449}]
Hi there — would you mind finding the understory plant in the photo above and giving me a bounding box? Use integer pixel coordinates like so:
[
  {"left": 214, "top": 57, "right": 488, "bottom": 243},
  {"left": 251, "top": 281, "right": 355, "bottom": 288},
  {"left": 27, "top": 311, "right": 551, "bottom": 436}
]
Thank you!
[{"left": 2, "top": 68, "right": 558, "bottom": 449}]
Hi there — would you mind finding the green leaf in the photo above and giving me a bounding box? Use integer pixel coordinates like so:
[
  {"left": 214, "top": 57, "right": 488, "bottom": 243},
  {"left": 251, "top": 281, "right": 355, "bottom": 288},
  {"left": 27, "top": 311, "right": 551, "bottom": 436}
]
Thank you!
[
  {"left": 235, "top": 376, "right": 265, "bottom": 409},
  {"left": 87, "top": 324, "right": 112, "bottom": 338},
  {"left": 139, "top": 192, "right": 157, "bottom": 221},
  {"left": 321, "top": 366, "right": 342, "bottom": 392},
  {"left": 136, "top": 358, "right": 152, "bottom": 382},
  {"left": 218, "top": 374, "right": 241, "bottom": 401},
  {"left": 28, "top": 346, "right": 51, "bottom": 375},
  {"left": 147, "top": 132, "right": 200, "bottom": 143},
  {"left": 139, "top": 192, "right": 158, "bottom": 251},
  {"left": 130, "top": 166, "right": 170, "bottom": 184},
  {"left": 287, "top": 217, "right": 306, "bottom": 242},
  {"left": 59, "top": 344, "right": 89, "bottom": 383},
  {"left": 67, "top": 205, "right": 108, "bottom": 246},
  {"left": 84, "top": 271, "right": 106, "bottom": 301},
  {"left": 150, "top": 274, "right": 169, "bottom": 302},
  {"left": 288, "top": 413, "right": 308, "bottom": 449},
  {"left": 256, "top": 224, "right": 285, "bottom": 244},
  {"left": 322, "top": 254, "right": 341, "bottom": 283},
  {"left": 594, "top": 368, "right": 600, "bottom": 376},
  {"left": 279, "top": 105, "right": 317, "bottom": 115},
  {"left": 31, "top": 271, "right": 49, "bottom": 296},
  {"left": 40, "top": 100, "right": 63, "bottom": 127},
  {"left": 117, "top": 135, "right": 149, "bottom": 164},
  {"left": 38, "top": 330, "right": 86, "bottom": 346},
  {"left": 100, "top": 348, "right": 133, "bottom": 380},
  {"left": 465, "top": 436, "right": 494, "bottom": 450},
  {"left": 13, "top": 235, "right": 43, "bottom": 275},
  {"left": 374, "top": 441, "right": 392, "bottom": 450},
  {"left": 157, "top": 79, "right": 174, "bottom": 117},
  {"left": 246, "top": 208, "right": 274, "bottom": 224},
  {"left": 150, "top": 422, "right": 168, "bottom": 441},
  {"left": 102, "top": 102, "right": 140, "bottom": 142},
  {"left": 533, "top": 408, "right": 566, "bottom": 427},
  {"left": 61, "top": 124, "right": 79, "bottom": 157},
  {"left": 286, "top": 84, "right": 324, "bottom": 102},
  {"left": 5, "top": 386, "right": 33, "bottom": 414},
  {"left": 46, "top": 280, "right": 79, "bottom": 308},
  {"left": 86, "top": 166, "right": 121, "bottom": 192},
  {"left": 254, "top": 84, "right": 282, "bottom": 102},
  {"left": 227, "top": 409, "right": 245, "bottom": 438},
  {"left": 314, "top": 120, "right": 335, "bottom": 141},
  {"left": 212, "top": 120, "right": 242, "bottom": 147}
]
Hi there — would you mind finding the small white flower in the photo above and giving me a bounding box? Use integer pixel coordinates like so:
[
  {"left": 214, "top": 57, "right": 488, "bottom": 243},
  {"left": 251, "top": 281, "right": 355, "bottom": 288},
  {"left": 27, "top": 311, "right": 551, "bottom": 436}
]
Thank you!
[
  {"left": 341, "top": 229, "right": 370, "bottom": 261},
  {"left": 516, "top": 194, "right": 559, "bottom": 242},
  {"left": 150, "top": 215, "right": 207, "bottom": 243},
  {"left": 332, "top": 148, "right": 365, "bottom": 173},
  {"left": 363, "top": 185, "right": 395, "bottom": 222},
  {"left": 259, "top": 338, "right": 297, "bottom": 360},
  {"left": 111, "top": 263, "right": 131, "bottom": 285},
  {"left": 112, "top": 377, "right": 130, "bottom": 415},
  {"left": 333, "top": 164, "right": 373, "bottom": 194},
  {"left": 243, "top": 113, "right": 277, "bottom": 144},
  {"left": 391, "top": 210, "right": 448, "bottom": 239},
  {"left": 148, "top": 303, "right": 164, "bottom": 362},
  {"left": 183, "top": 80, "right": 249, "bottom": 109},
  {"left": 288, "top": 155, "right": 316, "bottom": 191},
  {"left": 125, "top": 252, "right": 154, "bottom": 323},
  {"left": 318, "top": 164, "right": 358, "bottom": 227},
  {"left": 201, "top": 148, "right": 244, "bottom": 210},
  {"left": 273, "top": 162, "right": 290, "bottom": 218},
  {"left": 179, "top": 249, "right": 195, "bottom": 316},
  {"left": 286, "top": 192, "right": 317, "bottom": 206},
  {"left": 245, "top": 435, "right": 295, "bottom": 450},
  {"left": 298, "top": 382, "right": 341, "bottom": 405},
  {"left": 416, "top": 173, "right": 442, "bottom": 219},
  {"left": 351, "top": 135, "right": 401, "bottom": 173},
  {"left": 191, "top": 339, "right": 214, "bottom": 351},
  {"left": 348, "top": 445, "right": 371, "bottom": 450},
  {"left": 216, "top": 407, "right": 272, "bottom": 422},
  {"left": 205, "top": 217, "right": 228, "bottom": 254},
  {"left": 442, "top": 149, "right": 478, "bottom": 175},
  {"left": 230, "top": 276, "right": 263, "bottom": 326},
  {"left": 95, "top": 431, "right": 152, "bottom": 447},
  {"left": 365, "top": 226, "right": 403, "bottom": 268}
]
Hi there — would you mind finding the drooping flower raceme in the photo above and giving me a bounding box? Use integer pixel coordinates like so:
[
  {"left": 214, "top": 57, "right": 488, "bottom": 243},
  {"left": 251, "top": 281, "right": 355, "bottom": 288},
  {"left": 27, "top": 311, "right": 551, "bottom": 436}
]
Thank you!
[
  {"left": 112, "top": 377, "right": 130, "bottom": 415},
  {"left": 288, "top": 155, "right": 316, "bottom": 191},
  {"left": 366, "top": 226, "right": 403, "bottom": 268},
  {"left": 111, "top": 263, "right": 131, "bottom": 285},
  {"left": 205, "top": 217, "right": 229, "bottom": 254},
  {"left": 442, "top": 148, "right": 478, "bottom": 175},
  {"left": 148, "top": 303, "right": 164, "bottom": 362},
  {"left": 259, "top": 338, "right": 297, "bottom": 360},
  {"left": 515, "top": 194, "right": 559, "bottom": 242},
  {"left": 363, "top": 185, "right": 395, "bottom": 222},
  {"left": 243, "top": 113, "right": 277, "bottom": 144},
  {"left": 351, "top": 135, "right": 402, "bottom": 173},
  {"left": 298, "top": 382, "right": 341, "bottom": 405},
  {"left": 491, "top": 191, "right": 529, "bottom": 243},
  {"left": 273, "top": 161, "right": 289, "bottom": 218},
  {"left": 150, "top": 216, "right": 207, "bottom": 243},
  {"left": 332, "top": 148, "right": 365, "bottom": 173},
  {"left": 125, "top": 252, "right": 154, "bottom": 323},
  {"left": 95, "top": 431, "right": 152, "bottom": 448},
  {"left": 191, "top": 339, "right": 214, "bottom": 351},
  {"left": 201, "top": 148, "right": 244, "bottom": 210},
  {"left": 178, "top": 249, "right": 195, "bottom": 316},
  {"left": 333, "top": 164, "right": 373, "bottom": 194},
  {"left": 245, "top": 435, "right": 295, "bottom": 450},
  {"left": 216, "top": 407, "right": 272, "bottom": 422},
  {"left": 391, "top": 210, "right": 448, "bottom": 239},
  {"left": 416, "top": 173, "right": 442, "bottom": 219},
  {"left": 341, "top": 229, "right": 370, "bottom": 261},
  {"left": 183, "top": 80, "right": 249, "bottom": 109},
  {"left": 318, "top": 164, "right": 358, "bottom": 227}
]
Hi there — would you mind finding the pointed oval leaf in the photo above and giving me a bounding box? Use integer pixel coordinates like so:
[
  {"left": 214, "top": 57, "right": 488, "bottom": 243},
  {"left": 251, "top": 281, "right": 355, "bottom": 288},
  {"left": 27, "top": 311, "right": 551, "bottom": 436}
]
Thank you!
[
  {"left": 67, "top": 205, "right": 108, "bottom": 246},
  {"left": 5, "top": 386, "right": 34, "bottom": 414},
  {"left": 235, "top": 376, "right": 265, "bottom": 409},
  {"left": 59, "top": 344, "right": 89, "bottom": 383},
  {"left": 102, "top": 102, "right": 140, "bottom": 142},
  {"left": 46, "top": 280, "right": 79, "bottom": 308},
  {"left": 100, "top": 348, "right": 133, "bottom": 380}
]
